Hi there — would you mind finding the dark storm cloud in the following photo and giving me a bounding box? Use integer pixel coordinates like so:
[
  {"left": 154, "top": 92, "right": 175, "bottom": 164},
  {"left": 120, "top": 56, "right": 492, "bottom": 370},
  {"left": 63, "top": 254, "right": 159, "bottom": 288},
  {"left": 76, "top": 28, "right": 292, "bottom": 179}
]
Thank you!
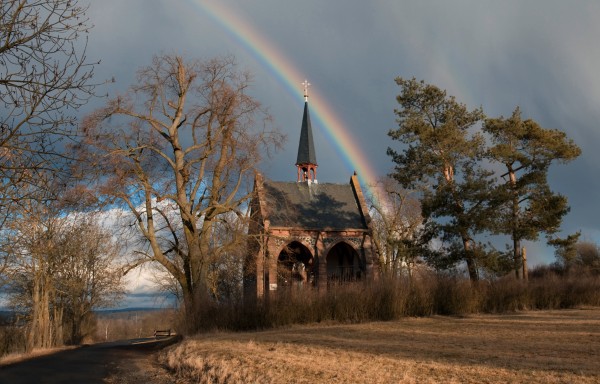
[{"left": 86, "top": 0, "right": 600, "bottom": 267}]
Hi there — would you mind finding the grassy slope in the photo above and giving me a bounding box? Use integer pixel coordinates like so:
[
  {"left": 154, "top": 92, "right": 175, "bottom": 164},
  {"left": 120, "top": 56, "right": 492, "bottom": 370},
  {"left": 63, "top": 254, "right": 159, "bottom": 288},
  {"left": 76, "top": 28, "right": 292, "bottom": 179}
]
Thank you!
[{"left": 160, "top": 308, "right": 600, "bottom": 383}]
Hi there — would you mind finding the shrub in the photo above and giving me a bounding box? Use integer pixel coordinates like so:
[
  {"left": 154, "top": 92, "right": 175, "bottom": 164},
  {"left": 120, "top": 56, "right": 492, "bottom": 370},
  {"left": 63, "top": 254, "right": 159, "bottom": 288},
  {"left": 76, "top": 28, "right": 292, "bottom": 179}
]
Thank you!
[
  {"left": 482, "top": 277, "right": 529, "bottom": 312},
  {"left": 0, "top": 326, "right": 26, "bottom": 358},
  {"left": 182, "top": 266, "right": 600, "bottom": 334}
]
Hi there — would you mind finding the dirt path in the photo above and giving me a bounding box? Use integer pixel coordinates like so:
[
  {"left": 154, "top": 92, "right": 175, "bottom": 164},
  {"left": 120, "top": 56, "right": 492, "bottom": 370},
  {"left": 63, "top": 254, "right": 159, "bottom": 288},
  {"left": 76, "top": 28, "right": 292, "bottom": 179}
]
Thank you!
[{"left": 0, "top": 337, "right": 179, "bottom": 384}]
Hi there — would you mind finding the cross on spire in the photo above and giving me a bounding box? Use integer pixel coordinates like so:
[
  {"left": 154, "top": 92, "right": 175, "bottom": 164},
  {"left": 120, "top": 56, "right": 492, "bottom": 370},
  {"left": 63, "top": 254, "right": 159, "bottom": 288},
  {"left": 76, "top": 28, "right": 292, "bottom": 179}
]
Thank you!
[
  {"left": 296, "top": 79, "right": 317, "bottom": 183},
  {"left": 302, "top": 79, "right": 311, "bottom": 102}
]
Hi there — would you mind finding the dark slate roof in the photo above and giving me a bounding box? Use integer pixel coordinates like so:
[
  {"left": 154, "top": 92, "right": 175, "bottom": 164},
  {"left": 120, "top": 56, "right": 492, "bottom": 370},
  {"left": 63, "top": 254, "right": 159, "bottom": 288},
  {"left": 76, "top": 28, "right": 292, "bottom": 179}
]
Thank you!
[
  {"left": 295, "top": 102, "right": 317, "bottom": 166},
  {"left": 262, "top": 180, "right": 367, "bottom": 230}
]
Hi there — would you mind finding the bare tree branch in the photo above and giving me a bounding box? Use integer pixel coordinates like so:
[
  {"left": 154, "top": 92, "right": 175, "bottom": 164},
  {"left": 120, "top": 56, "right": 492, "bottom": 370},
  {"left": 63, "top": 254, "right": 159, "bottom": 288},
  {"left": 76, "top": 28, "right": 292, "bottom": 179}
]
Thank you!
[{"left": 76, "top": 55, "right": 284, "bottom": 319}]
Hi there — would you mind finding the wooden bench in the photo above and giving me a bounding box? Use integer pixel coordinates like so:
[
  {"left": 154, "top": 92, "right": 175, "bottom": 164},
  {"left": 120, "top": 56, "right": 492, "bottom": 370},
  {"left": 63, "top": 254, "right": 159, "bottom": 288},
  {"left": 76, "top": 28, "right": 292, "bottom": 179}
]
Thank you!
[{"left": 153, "top": 329, "right": 171, "bottom": 338}]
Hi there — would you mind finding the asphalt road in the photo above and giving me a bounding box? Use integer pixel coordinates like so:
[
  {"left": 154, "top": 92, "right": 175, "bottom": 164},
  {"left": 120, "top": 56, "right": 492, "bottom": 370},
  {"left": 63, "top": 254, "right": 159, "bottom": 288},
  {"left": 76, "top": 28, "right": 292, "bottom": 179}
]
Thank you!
[{"left": 0, "top": 337, "right": 179, "bottom": 384}]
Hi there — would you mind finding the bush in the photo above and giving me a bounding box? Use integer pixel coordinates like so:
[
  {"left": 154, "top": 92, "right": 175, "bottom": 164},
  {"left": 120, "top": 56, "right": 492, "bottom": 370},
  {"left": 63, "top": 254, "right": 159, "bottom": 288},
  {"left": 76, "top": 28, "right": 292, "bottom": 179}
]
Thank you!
[
  {"left": 432, "top": 276, "right": 483, "bottom": 315},
  {"left": 183, "top": 267, "right": 600, "bottom": 334},
  {"left": 481, "top": 277, "right": 529, "bottom": 312},
  {"left": 0, "top": 326, "right": 27, "bottom": 358}
]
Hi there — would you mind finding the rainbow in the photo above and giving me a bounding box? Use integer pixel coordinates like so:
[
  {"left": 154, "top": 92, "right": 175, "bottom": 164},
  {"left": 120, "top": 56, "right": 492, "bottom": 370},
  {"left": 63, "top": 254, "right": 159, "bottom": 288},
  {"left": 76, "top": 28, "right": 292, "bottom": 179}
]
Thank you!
[{"left": 189, "top": 2, "right": 382, "bottom": 194}]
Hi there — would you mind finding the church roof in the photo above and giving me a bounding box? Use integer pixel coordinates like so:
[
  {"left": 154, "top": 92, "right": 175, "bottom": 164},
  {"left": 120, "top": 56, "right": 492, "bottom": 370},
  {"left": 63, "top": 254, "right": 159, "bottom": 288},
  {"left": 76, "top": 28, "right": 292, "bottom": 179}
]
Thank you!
[
  {"left": 261, "top": 180, "right": 368, "bottom": 230},
  {"left": 295, "top": 102, "right": 317, "bottom": 166}
]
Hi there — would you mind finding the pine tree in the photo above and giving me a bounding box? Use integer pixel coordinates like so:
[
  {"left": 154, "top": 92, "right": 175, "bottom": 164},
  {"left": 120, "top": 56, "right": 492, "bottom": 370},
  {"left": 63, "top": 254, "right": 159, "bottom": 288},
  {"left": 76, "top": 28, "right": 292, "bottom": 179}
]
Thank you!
[
  {"left": 484, "top": 107, "right": 581, "bottom": 278},
  {"left": 388, "top": 78, "right": 492, "bottom": 281}
]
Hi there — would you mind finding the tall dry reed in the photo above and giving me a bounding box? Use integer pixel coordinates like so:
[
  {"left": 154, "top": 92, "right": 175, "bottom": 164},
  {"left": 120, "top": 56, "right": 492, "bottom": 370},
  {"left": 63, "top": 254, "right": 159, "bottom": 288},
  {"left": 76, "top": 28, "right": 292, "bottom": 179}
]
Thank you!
[{"left": 183, "top": 267, "right": 600, "bottom": 334}]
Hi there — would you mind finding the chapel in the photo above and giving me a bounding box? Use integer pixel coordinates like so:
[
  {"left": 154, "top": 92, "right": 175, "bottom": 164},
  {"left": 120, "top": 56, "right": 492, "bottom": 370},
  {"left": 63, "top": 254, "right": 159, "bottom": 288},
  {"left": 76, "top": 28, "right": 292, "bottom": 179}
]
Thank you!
[{"left": 244, "top": 81, "right": 379, "bottom": 299}]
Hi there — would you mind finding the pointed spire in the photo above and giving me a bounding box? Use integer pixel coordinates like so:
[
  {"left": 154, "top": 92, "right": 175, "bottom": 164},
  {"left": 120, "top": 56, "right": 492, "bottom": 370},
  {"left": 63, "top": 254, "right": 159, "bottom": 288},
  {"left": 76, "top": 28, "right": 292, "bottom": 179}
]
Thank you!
[
  {"left": 296, "top": 102, "right": 317, "bottom": 165},
  {"left": 296, "top": 80, "right": 317, "bottom": 183}
]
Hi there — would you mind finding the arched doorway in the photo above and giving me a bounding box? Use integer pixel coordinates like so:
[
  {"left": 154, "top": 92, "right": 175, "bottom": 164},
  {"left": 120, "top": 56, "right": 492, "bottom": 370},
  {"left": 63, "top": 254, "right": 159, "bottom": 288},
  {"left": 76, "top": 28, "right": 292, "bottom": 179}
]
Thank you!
[
  {"left": 326, "top": 242, "right": 363, "bottom": 285},
  {"left": 277, "top": 241, "right": 314, "bottom": 287}
]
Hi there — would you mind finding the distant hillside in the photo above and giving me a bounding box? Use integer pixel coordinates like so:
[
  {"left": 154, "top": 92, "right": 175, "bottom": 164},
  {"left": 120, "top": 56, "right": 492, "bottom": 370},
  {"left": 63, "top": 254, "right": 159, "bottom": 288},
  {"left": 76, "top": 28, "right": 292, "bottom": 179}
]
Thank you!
[
  {"left": 0, "top": 307, "right": 176, "bottom": 324},
  {"left": 96, "top": 307, "right": 174, "bottom": 315},
  {"left": 95, "top": 307, "right": 177, "bottom": 321}
]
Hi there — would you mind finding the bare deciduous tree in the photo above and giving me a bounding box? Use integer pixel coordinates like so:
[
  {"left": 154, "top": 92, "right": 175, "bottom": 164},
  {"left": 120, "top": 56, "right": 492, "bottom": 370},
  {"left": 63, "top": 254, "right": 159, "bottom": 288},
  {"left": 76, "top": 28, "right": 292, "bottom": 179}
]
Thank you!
[
  {"left": 0, "top": 1, "right": 97, "bottom": 286},
  {"left": 54, "top": 217, "right": 125, "bottom": 344},
  {"left": 77, "top": 55, "right": 283, "bottom": 322},
  {"left": 6, "top": 202, "right": 124, "bottom": 348},
  {"left": 0, "top": 0, "right": 96, "bottom": 229},
  {"left": 575, "top": 241, "right": 600, "bottom": 273},
  {"left": 368, "top": 177, "right": 423, "bottom": 278},
  {"left": 7, "top": 207, "right": 65, "bottom": 349}
]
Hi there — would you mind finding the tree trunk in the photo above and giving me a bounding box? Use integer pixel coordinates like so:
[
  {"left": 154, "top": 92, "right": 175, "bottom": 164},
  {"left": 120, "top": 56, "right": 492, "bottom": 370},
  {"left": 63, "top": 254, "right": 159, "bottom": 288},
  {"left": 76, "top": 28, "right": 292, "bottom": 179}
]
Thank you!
[
  {"left": 181, "top": 287, "right": 200, "bottom": 333},
  {"left": 514, "top": 238, "right": 522, "bottom": 279},
  {"left": 463, "top": 239, "right": 479, "bottom": 281},
  {"left": 509, "top": 168, "right": 523, "bottom": 280},
  {"left": 522, "top": 247, "right": 528, "bottom": 281}
]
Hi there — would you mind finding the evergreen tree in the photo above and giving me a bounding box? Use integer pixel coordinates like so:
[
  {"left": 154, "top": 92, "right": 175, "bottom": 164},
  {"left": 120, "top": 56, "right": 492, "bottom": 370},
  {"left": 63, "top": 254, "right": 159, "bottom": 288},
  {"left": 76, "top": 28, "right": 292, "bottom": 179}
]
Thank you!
[
  {"left": 388, "top": 78, "right": 493, "bottom": 281},
  {"left": 484, "top": 108, "right": 581, "bottom": 278}
]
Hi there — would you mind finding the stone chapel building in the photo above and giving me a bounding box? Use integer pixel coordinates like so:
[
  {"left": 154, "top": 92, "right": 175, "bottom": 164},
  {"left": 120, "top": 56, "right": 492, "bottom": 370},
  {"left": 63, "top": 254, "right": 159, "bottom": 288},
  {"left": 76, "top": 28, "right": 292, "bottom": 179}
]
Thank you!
[{"left": 245, "top": 82, "right": 379, "bottom": 299}]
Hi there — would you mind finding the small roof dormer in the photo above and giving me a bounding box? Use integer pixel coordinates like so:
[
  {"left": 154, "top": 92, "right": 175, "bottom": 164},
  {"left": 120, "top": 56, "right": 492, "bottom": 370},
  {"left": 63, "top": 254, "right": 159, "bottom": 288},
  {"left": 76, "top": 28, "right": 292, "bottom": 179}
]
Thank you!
[{"left": 296, "top": 80, "right": 318, "bottom": 183}]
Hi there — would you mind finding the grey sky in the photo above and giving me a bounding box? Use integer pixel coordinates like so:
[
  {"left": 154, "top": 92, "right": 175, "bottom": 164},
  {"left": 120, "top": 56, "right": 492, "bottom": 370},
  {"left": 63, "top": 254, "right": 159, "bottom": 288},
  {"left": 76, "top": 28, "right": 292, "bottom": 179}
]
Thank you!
[{"left": 85, "top": 0, "right": 600, "bottom": 268}]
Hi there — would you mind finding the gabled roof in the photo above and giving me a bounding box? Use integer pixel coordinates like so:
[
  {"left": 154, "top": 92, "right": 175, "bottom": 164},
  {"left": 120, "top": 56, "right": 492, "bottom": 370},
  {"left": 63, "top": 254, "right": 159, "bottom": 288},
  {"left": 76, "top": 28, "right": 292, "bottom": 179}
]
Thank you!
[
  {"left": 260, "top": 180, "right": 367, "bottom": 230},
  {"left": 295, "top": 102, "right": 317, "bottom": 166}
]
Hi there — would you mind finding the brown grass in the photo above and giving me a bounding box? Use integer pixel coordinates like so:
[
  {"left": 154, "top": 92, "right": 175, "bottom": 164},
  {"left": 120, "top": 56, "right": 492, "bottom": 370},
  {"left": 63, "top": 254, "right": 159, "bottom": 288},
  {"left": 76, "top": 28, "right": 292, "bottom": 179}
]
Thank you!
[
  {"left": 0, "top": 345, "right": 77, "bottom": 366},
  {"left": 160, "top": 307, "right": 600, "bottom": 383}
]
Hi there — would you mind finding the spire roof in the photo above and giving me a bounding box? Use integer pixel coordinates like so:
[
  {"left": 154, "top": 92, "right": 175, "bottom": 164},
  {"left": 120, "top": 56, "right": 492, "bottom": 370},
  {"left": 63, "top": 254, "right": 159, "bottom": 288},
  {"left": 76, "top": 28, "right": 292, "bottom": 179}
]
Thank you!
[{"left": 296, "top": 100, "right": 317, "bottom": 166}]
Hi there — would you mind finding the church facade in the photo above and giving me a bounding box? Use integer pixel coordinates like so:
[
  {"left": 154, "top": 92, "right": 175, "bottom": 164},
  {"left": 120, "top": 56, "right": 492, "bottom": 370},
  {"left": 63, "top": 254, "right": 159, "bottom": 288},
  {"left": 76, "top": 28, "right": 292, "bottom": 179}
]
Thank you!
[{"left": 244, "top": 82, "right": 379, "bottom": 299}]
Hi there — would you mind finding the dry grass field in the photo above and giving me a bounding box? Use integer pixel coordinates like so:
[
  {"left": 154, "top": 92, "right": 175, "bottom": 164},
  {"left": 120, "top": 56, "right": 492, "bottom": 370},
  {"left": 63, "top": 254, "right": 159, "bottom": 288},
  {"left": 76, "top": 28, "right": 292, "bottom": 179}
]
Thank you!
[{"left": 160, "top": 307, "right": 600, "bottom": 383}]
